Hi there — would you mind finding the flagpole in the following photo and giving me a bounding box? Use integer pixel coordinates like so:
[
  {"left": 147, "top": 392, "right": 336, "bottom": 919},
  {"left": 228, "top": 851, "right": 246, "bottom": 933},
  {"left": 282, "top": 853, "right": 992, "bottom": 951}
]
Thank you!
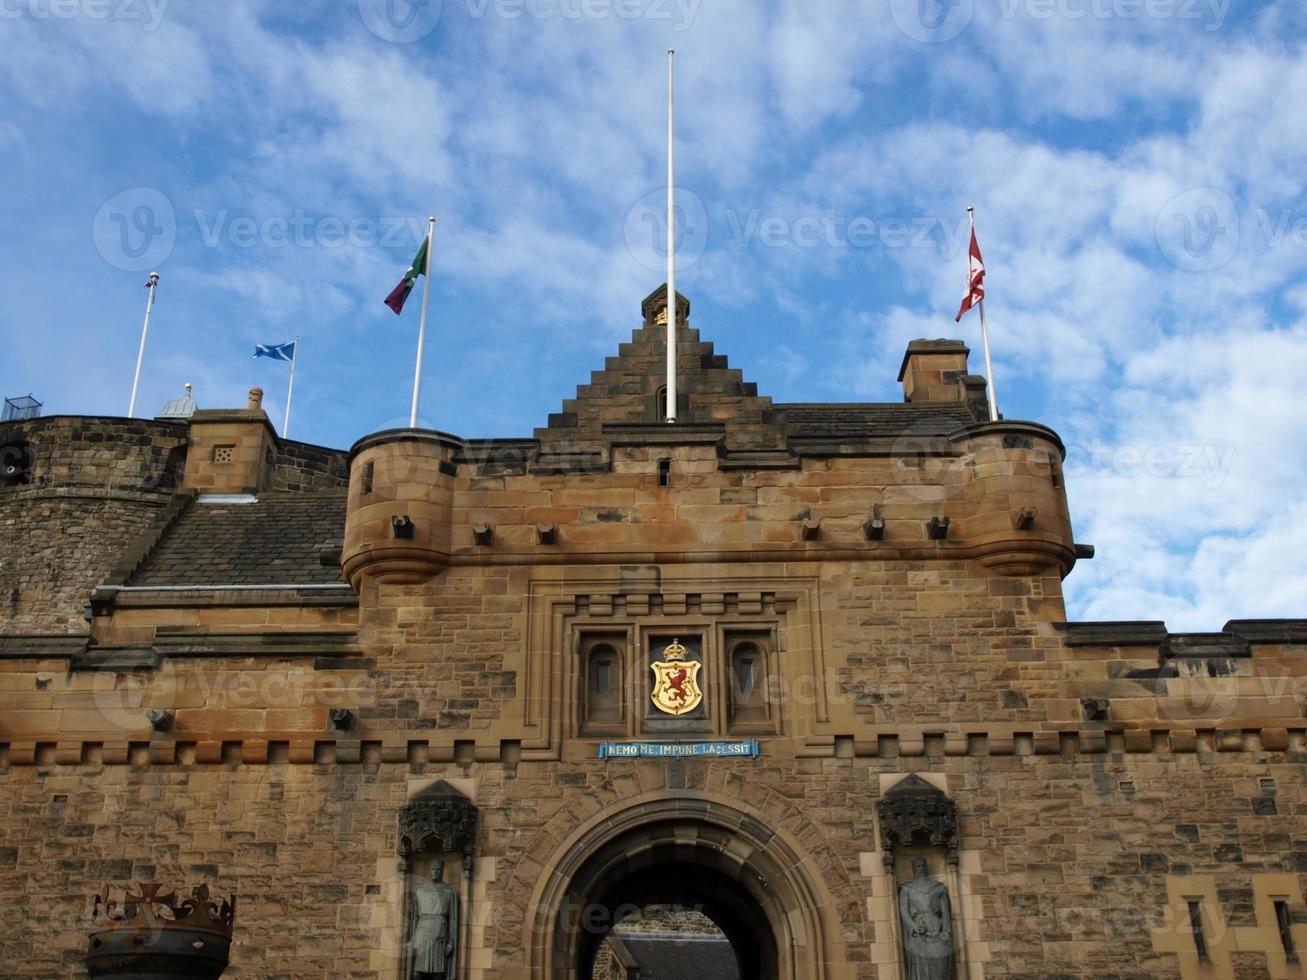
[
  {"left": 968, "top": 206, "right": 999, "bottom": 422},
  {"left": 283, "top": 333, "right": 298, "bottom": 437},
  {"left": 128, "top": 273, "right": 160, "bottom": 418},
  {"left": 410, "top": 216, "right": 436, "bottom": 429},
  {"left": 665, "top": 48, "right": 677, "bottom": 424}
]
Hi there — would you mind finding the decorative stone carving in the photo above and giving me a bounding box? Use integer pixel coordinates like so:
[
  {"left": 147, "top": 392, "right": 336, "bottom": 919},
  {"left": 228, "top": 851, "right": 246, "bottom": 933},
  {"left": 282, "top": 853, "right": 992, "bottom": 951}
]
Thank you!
[
  {"left": 877, "top": 775, "right": 959, "bottom": 866},
  {"left": 398, "top": 781, "right": 478, "bottom": 858},
  {"left": 86, "top": 882, "right": 236, "bottom": 980},
  {"left": 400, "top": 784, "right": 477, "bottom": 980}
]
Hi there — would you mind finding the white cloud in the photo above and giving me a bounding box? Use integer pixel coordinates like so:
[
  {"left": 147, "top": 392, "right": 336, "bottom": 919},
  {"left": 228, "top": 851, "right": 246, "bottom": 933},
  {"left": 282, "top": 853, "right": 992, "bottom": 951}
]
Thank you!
[
  {"left": 0, "top": 1, "right": 1304, "bottom": 627},
  {"left": 1063, "top": 324, "right": 1307, "bottom": 628}
]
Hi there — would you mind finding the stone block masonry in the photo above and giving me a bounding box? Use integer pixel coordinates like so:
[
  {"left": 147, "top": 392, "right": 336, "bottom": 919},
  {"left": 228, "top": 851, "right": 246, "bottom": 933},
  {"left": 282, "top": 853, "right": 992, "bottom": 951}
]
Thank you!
[{"left": 1, "top": 294, "right": 1303, "bottom": 979}]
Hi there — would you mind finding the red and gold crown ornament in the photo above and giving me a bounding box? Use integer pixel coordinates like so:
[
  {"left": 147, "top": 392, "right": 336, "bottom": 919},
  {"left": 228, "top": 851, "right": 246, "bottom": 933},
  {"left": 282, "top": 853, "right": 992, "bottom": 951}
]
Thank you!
[{"left": 86, "top": 881, "right": 236, "bottom": 979}]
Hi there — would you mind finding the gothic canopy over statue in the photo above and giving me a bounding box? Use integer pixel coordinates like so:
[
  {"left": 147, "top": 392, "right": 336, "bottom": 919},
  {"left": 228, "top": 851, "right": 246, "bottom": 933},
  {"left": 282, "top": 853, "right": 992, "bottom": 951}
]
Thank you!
[
  {"left": 398, "top": 781, "right": 478, "bottom": 858},
  {"left": 877, "top": 775, "right": 960, "bottom": 858}
]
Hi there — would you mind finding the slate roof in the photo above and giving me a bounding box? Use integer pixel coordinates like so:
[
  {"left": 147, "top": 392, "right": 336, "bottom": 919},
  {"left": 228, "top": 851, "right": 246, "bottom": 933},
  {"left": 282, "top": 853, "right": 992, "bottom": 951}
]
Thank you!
[
  {"left": 614, "top": 934, "right": 739, "bottom": 979},
  {"left": 128, "top": 493, "right": 346, "bottom": 586},
  {"left": 776, "top": 402, "right": 974, "bottom": 439}
]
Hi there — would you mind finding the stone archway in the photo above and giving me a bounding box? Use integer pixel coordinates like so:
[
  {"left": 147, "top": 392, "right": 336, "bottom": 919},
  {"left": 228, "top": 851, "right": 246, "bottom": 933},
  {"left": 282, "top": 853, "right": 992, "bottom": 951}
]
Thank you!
[{"left": 524, "top": 794, "right": 835, "bottom": 980}]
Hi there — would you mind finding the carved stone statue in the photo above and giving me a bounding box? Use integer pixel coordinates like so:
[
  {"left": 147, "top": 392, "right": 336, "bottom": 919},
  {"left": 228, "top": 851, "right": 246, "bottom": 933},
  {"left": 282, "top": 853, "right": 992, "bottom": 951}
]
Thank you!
[
  {"left": 899, "top": 857, "right": 955, "bottom": 980},
  {"left": 410, "top": 859, "right": 459, "bottom": 979}
]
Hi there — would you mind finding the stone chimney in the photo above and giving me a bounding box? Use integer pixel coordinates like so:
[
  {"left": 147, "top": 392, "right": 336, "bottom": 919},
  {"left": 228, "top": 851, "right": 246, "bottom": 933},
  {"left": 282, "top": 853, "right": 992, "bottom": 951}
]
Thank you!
[
  {"left": 181, "top": 387, "right": 279, "bottom": 494},
  {"left": 898, "top": 340, "right": 972, "bottom": 405}
]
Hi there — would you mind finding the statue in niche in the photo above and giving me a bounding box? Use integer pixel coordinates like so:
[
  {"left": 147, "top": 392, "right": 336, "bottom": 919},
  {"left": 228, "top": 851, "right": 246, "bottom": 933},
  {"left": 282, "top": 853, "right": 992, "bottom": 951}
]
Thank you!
[
  {"left": 899, "top": 857, "right": 954, "bottom": 980},
  {"left": 410, "top": 858, "right": 459, "bottom": 979}
]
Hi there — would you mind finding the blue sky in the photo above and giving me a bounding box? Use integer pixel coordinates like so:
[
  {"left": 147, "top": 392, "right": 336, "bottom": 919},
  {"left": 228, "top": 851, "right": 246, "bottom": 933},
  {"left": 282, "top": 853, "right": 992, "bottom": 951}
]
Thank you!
[{"left": 1, "top": 0, "right": 1305, "bottom": 628}]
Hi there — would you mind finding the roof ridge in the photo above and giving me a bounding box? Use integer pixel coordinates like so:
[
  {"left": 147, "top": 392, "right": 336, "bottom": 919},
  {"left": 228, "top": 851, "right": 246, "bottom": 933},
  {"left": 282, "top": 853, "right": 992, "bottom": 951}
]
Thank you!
[
  {"left": 240, "top": 490, "right": 348, "bottom": 500},
  {"left": 103, "top": 490, "right": 197, "bottom": 586}
]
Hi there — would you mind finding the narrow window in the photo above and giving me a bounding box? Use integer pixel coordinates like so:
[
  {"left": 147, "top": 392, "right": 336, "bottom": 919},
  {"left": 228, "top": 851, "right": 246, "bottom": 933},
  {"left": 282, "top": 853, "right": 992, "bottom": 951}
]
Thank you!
[
  {"left": 1276, "top": 900, "right": 1297, "bottom": 961},
  {"left": 1187, "top": 901, "right": 1209, "bottom": 962},
  {"left": 658, "top": 458, "right": 671, "bottom": 487},
  {"left": 656, "top": 386, "right": 668, "bottom": 421},
  {"left": 362, "top": 460, "right": 374, "bottom": 494}
]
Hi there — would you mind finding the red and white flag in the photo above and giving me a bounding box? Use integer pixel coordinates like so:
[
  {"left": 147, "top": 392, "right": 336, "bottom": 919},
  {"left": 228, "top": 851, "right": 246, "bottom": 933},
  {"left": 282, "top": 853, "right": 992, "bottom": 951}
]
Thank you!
[{"left": 955, "top": 228, "right": 985, "bottom": 322}]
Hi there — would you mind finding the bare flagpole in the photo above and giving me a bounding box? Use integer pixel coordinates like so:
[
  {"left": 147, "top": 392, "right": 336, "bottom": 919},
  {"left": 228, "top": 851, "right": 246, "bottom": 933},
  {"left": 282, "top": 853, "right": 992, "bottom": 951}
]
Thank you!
[
  {"left": 128, "top": 273, "right": 160, "bottom": 418},
  {"left": 968, "top": 206, "right": 999, "bottom": 422},
  {"left": 283, "top": 333, "right": 299, "bottom": 437},
  {"left": 665, "top": 48, "right": 678, "bottom": 424},
  {"left": 410, "top": 216, "right": 436, "bottom": 429}
]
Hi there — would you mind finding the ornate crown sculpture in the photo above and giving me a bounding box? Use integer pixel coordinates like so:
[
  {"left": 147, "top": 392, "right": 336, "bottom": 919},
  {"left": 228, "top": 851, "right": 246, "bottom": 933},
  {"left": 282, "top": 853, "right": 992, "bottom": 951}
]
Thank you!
[
  {"left": 87, "top": 882, "right": 236, "bottom": 979},
  {"left": 661, "top": 638, "right": 688, "bottom": 661}
]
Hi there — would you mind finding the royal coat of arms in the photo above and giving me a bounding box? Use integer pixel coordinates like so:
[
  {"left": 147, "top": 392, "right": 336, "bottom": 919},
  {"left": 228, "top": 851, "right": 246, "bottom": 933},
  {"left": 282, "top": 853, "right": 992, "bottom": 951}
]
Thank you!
[{"left": 649, "top": 638, "right": 703, "bottom": 716}]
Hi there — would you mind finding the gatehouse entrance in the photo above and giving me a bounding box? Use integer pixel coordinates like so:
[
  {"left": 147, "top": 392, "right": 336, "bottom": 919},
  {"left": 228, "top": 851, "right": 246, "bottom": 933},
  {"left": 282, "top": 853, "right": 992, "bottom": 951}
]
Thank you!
[{"left": 527, "top": 796, "right": 833, "bottom": 980}]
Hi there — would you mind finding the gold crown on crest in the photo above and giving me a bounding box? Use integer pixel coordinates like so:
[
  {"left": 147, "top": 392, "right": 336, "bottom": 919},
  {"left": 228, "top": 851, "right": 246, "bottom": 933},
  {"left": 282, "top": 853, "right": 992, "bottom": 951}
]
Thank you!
[
  {"left": 91, "top": 882, "right": 236, "bottom": 938},
  {"left": 661, "top": 638, "right": 688, "bottom": 661}
]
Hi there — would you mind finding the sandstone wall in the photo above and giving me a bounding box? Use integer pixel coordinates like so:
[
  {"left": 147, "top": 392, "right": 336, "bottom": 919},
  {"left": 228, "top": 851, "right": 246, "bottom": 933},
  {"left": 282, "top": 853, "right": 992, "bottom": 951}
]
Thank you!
[
  {"left": 0, "top": 417, "right": 186, "bottom": 633},
  {"left": 0, "top": 747, "right": 1301, "bottom": 978},
  {"left": 272, "top": 439, "right": 349, "bottom": 493},
  {"left": 0, "top": 418, "right": 349, "bottom": 634},
  {"left": 2, "top": 405, "right": 1303, "bottom": 980}
]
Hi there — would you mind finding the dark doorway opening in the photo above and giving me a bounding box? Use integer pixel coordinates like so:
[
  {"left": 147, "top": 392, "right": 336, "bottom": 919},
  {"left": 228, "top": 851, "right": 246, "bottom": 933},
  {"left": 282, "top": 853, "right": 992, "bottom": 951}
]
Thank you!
[
  {"left": 590, "top": 903, "right": 740, "bottom": 980},
  {"left": 577, "top": 860, "right": 771, "bottom": 980},
  {"left": 542, "top": 801, "right": 827, "bottom": 979}
]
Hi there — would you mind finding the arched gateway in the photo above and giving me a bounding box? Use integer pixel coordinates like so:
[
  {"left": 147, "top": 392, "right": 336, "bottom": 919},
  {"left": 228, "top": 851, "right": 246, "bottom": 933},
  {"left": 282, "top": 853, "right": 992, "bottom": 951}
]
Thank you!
[{"left": 525, "top": 795, "right": 836, "bottom": 980}]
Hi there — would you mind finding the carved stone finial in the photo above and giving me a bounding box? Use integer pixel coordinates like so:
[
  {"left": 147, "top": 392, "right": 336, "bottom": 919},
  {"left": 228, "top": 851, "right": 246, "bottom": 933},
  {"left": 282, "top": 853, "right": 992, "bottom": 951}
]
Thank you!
[{"left": 640, "top": 284, "right": 690, "bottom": 324}]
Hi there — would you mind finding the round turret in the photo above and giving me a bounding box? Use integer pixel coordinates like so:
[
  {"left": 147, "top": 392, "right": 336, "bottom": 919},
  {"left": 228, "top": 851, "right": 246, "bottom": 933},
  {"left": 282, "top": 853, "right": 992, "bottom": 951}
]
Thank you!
[
  {"left": 341, "top": 429, "right": 460, "bottom": 589},
  {"left": 951, "top": 421, "right": 1076, "bottom": 577}
]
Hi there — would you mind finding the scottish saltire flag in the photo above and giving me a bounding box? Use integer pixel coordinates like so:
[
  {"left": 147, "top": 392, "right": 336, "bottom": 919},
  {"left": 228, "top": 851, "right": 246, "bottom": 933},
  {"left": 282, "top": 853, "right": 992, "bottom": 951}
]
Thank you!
[{"left": 253, "top": 341, "right": 295, "bottom": 362}]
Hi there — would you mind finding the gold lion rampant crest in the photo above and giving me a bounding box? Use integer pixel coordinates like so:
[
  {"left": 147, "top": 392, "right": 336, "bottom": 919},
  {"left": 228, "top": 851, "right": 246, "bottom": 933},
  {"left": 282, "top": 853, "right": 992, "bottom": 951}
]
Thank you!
[{"left": 650, "top": 638, "right": 703, "bottom": 716}]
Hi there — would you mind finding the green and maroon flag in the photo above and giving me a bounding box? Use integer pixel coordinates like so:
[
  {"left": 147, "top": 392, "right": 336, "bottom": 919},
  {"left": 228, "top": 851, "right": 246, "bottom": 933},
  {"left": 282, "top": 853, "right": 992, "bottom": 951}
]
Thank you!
[{"left": 384, "top": 237, "right": 429, "bottom": 315}]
